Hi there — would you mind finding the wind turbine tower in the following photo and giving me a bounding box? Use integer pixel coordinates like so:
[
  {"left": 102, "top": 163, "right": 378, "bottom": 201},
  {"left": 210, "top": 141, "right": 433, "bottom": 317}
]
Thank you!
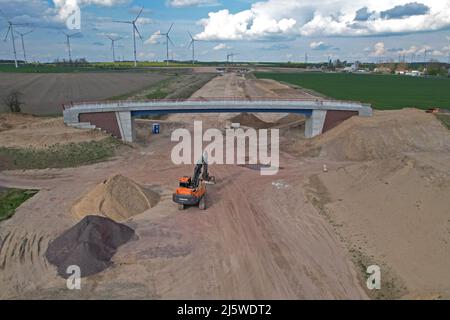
[
  {"left": 107, "top": 35, "right": 122, "bottom": 62},
  {"left": 62, "top": 32, "right": 80, "bottom": 62},
  {"left": 188, "top": 32, "right": 198, "bottom": 65},
  {"left": 161, "top": 24, "right": 174, "bottom": 66},
  {"left": 1, "top": 10, "right": 29, "bottom": 68},
  {"left": 16, "top": 30, "right": 33, "bottom": 63},
  {"left": 113, "top": 7, "right": 144, "bottom": 67}
]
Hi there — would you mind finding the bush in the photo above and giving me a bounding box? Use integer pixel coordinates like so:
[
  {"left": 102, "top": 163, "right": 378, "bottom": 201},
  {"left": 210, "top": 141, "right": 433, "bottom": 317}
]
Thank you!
[{"left": 4, "top": 91, "right": 24, "bottom": 113}]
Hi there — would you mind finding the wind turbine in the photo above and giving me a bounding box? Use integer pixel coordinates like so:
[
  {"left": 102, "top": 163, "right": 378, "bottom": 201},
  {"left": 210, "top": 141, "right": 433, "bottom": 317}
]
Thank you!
[
  {"left": 113, "top": 7, "right": 144, "bottom": 67},
  {"left": 1, "top": 10, "right": 29, "bottom": 68},
  {"left": 227, "top": 52, "right": 238, "bottom": 64},
  {"left": 16, "top": 30, "right": 33, "bottom": 64},
  {"left": 188, "top": 32, "right": 199, "bottom": 65},
  {"left": 107, "top": 35, "right": 122, "bottom": 62},
  {"left": 161, "top": 24, "right": 174, "bottom": 65},
  {"left": 423, "top": 49, "right": 431, "bottom": 63},
  {"left": 62, "top": 32, "right": 80, "bottom": 62}
]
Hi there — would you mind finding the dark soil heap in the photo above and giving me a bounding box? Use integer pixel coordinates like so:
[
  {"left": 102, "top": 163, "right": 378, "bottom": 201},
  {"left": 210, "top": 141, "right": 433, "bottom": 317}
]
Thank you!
[{"left": 45, "top": 215, "right": 135, "bottom": 278}]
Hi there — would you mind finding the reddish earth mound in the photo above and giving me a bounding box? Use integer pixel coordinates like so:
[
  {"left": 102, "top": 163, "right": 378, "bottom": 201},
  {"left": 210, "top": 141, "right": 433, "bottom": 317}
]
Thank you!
[{"left": 45, "top": 215, "right": 136, "bottom": 278}]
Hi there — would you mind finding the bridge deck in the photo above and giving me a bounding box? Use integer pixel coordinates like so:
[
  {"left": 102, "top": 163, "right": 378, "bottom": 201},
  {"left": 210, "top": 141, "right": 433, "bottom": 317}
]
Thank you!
[
  {"left": 63, "top": 99, "right": 372, "bottom": 123},
  {"left": 62, "top": 99, "right": 372, "bottom": 142}
]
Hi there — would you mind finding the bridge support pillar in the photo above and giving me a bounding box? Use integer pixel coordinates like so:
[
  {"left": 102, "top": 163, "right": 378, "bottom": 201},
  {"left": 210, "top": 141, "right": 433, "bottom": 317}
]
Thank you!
[
  {"left": 116, "top": 111, "right": 135, "bottom": 143},
  {"left": 305, "top": 110, "right": 327, "bottom": 138}
]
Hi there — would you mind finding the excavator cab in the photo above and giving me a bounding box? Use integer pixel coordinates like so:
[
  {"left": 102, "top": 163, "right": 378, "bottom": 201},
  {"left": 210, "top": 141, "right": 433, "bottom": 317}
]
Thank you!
[
  {"left": 173, "top": 156, "right": 215, "bottom": 211},
  {"left": 178, "top": 177, "right": 192, "bottom": 188}
]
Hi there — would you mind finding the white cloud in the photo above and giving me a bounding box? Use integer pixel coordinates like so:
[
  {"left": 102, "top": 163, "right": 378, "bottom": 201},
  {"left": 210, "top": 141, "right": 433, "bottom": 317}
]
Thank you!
[
  {"left": 309, "top": 41, "right": 332, "bottom": 51},
  {"left": 431, "top": 50, "right": 443, "bottom": 56},
  {"left": 397, "top": 44, "right": 432, "bottom": 56},
  {"left": 213, "top": 43, "right": 231, "bottom": 50},
  {"left": 196, "top": 8, "right": 296, "bottom": 40},
  {"left": 145, "top": 30, "right": 161, "bottom": 45},
  {"left": 370, "top": 42, "right": 387, "bottom": 56},
  {"left": 136, "top": 17, "right": 152, "bottom": 25},
  {"left": 52, "top": 0, "right": 129, "bottom": 21},
  {"left": 138, "top": 51, "right": 156, "bottom": 60},
  {"left": 166, "top": 0, "right": 219, "bottom": 8},
  {"left": 195, "top": 0, "right": 450, "bottom": 40}
]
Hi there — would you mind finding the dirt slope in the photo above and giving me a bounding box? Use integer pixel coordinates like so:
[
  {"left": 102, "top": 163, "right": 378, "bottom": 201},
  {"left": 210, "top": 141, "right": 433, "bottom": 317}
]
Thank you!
[
  {"left": 0, "top": 113, "right": 108, "bottom": 149},
  {"left": 293, "top": 109, "right": 450, "bottom": 161},
  {"left": 302, "top": 108, "right": 450, "bottom": 299}
]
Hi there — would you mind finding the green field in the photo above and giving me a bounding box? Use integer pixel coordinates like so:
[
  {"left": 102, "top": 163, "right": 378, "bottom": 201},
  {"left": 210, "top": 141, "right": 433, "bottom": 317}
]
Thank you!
[
  {"left": 0, "top": 188, "right": 38, "bottom": 222},
  {"left": 255, "top": 72, "right": 450, "bottom": 110}
]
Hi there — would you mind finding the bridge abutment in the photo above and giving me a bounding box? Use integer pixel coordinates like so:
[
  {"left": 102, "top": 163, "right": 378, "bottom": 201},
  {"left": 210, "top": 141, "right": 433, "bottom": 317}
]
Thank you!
[
  {"left": 305, "top": 110, "right": 327, "bottom": 138},
  {"left": 116, "top": 111, "right": 134, "bottom": 143}
]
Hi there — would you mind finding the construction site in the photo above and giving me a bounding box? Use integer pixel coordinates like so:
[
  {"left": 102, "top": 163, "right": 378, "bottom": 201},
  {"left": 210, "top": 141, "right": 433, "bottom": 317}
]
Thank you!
[{"left": 1, "top": 67, "right": 450, "bottom": 300}]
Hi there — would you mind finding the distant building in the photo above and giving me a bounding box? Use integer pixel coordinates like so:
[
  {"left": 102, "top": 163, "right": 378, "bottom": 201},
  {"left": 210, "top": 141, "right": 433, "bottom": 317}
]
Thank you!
[
  {"left": 397, "top": 70, "right": 423, "bottom": 77},
  {"left": 342, "top": 66, "right": 353, "bottom": 73}
]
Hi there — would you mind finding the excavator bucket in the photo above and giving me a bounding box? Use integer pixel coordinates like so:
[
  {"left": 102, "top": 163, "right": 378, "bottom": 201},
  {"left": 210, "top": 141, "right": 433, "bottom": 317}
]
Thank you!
[{"left": 204, "top": 176, "right": 216, "bottom": 185}]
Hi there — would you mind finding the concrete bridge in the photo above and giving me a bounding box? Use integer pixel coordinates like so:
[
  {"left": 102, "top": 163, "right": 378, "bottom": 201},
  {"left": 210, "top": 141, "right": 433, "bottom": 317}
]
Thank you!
[{"left": 63, "top": 99, "right": 373, "bottom": 142}]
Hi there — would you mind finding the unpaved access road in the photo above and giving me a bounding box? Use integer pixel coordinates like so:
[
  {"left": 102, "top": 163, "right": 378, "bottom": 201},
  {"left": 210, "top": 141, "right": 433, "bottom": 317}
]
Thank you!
[{"left": 0, "top": 73, "right": 367, "bottom": 299}]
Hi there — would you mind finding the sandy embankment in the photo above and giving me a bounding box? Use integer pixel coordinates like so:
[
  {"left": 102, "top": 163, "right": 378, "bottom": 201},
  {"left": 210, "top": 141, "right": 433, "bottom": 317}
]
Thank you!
[{"left": 300, "top": 109, "right": 450, "bottom": 299}]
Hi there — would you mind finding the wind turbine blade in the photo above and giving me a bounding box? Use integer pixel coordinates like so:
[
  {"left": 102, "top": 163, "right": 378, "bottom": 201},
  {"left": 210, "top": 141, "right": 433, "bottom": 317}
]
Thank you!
[
  {"left": 168, "top": 36, "right": 175, "bottom": 47},
  {"left": 4, "top": 26, "right": 11, "bottom": 41},
  {"left": 23, "top": 30, "right": 34, "bottom": 36},
  {"left": 134, "top": 25, "right": 143, "bottom": 41},
  {"left": 134, "top": 6, "right": 144, "bottom": 22},
  {"left": 113, "top": 20, "right": 132, "bottom": 24},
  {"left": 188, "top": 31, "right": 193, "bottom": 40},
  {"left": 167, "top": 23, "right": 174, "bottom": 35},
  {"left": 188, "top": 40, "right": 193, "bottom": 48}
]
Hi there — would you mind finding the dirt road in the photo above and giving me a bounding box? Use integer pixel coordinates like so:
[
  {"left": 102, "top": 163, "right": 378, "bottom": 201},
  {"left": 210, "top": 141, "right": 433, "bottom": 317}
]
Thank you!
[{"left": 0, "top": 73, "right": 367, "bottom": 299}]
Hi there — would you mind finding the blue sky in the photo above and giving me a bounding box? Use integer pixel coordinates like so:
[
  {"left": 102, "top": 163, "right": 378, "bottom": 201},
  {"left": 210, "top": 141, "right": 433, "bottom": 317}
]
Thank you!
[{"left": 0, "top": 0, "right": 449, "bottom": 63}]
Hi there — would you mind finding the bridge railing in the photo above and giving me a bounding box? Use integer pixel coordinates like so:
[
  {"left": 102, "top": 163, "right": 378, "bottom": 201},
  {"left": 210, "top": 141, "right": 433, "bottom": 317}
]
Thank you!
[{"left": 63, "top": 97, "right": 369, "bottom": 110}]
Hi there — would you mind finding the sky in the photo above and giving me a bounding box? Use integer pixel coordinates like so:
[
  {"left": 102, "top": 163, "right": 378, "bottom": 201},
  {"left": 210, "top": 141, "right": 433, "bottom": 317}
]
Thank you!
[{"left": 0, "top": 0, "right": 449, "bottom": 63}]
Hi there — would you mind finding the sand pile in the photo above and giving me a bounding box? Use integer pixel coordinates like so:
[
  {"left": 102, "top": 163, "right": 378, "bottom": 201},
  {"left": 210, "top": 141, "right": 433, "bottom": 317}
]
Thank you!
[
  {"left": 72, "top": 174, "right": 159, "bottom": 221},
  {"left": 45, "top": 215, "right": 135, "bottom": 278},
  {"left": 297, "top": 109, "right": 450, "bottom": 161}
]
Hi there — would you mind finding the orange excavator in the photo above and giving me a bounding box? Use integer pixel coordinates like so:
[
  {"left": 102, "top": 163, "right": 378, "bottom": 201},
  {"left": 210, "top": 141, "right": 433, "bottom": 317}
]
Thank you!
[{"left": 173, "top": 156, "right": 215, "bottom": 210}]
